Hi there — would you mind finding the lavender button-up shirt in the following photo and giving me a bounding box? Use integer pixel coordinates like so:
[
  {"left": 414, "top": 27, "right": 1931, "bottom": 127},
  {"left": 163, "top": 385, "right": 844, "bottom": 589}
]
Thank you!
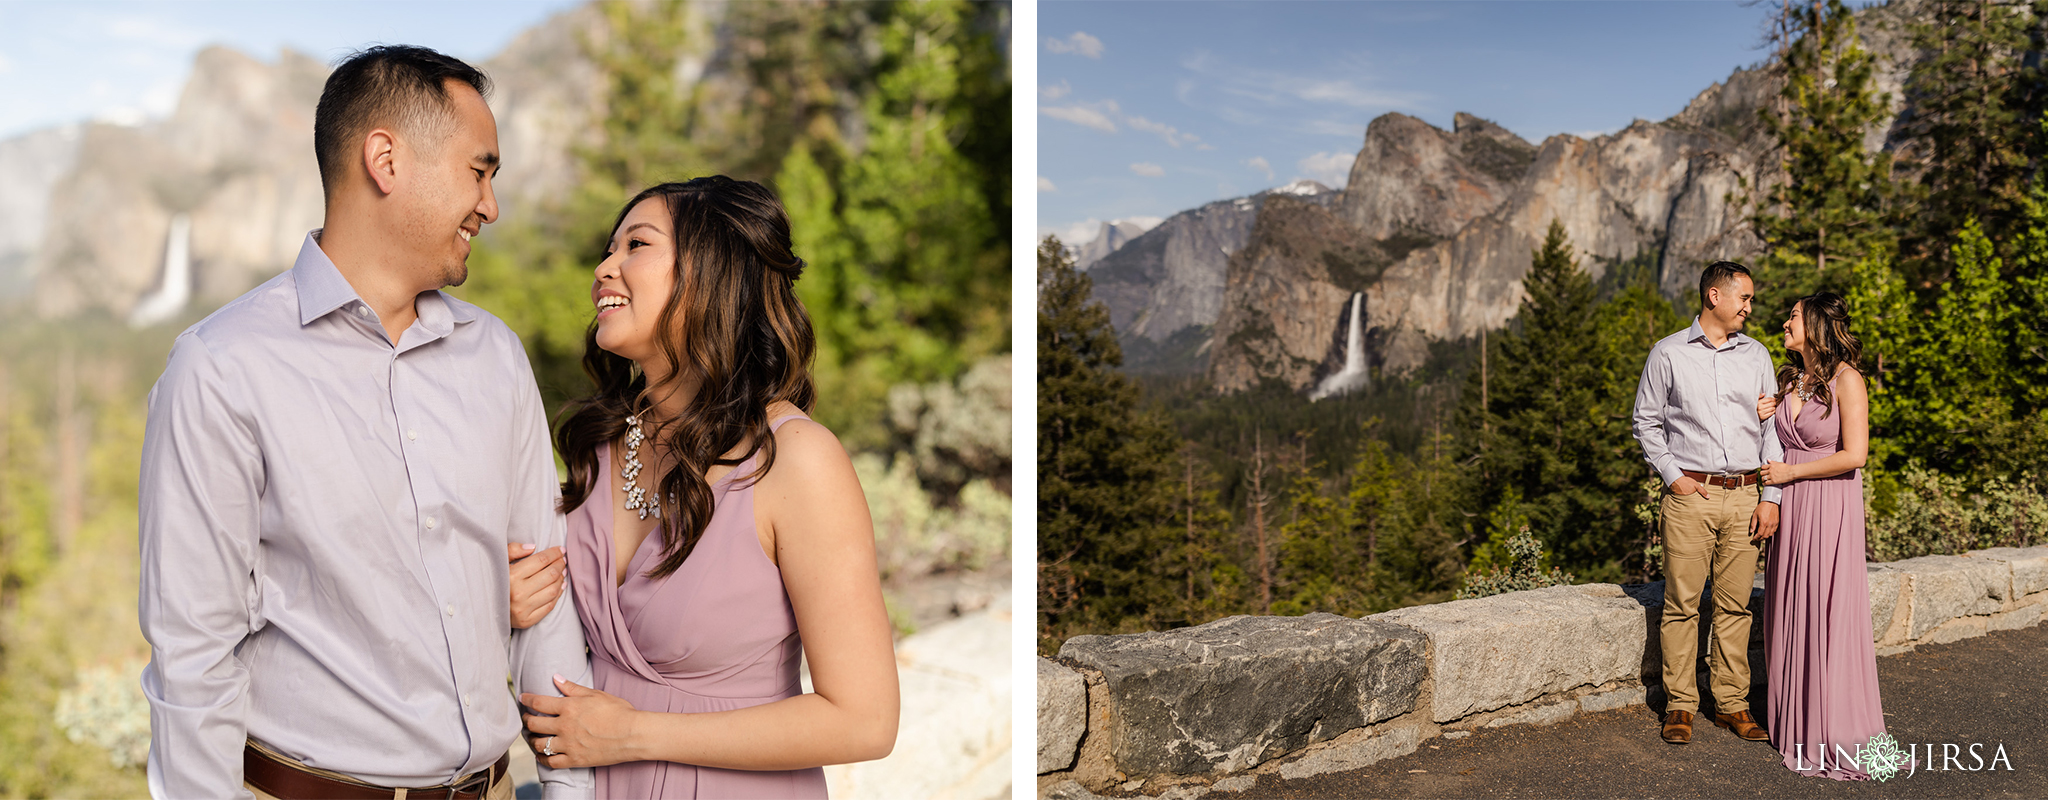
[
  {"left": 139, "top": 232, "right": 592, "bottom": 799},
  {"left": 1631, "top": 317, "right": 1785, "bottom": 505}
]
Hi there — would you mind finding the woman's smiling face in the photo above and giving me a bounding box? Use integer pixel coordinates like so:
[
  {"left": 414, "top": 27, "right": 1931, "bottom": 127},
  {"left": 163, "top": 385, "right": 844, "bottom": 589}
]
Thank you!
[
  {"left": 1782, "top": 301, "right": 1808, "bottom": 353},
  {"left": 592, "top": 198, "right": 678, "bottom": 363}
]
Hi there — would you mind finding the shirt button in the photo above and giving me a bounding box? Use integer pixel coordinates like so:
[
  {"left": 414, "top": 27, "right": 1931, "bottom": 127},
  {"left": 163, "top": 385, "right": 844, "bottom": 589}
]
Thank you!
[
  {"left": 445, "top": 604, "right": 456, "bottom": 617},
  {"left": 407, "top": 429, "right": 418, "bottom": 441},
  {"left": 425, "top": 517, "right": 437, "bottom": 530},
  {"left": 356, "top": 306, "right": 369, "bottom": 318}
]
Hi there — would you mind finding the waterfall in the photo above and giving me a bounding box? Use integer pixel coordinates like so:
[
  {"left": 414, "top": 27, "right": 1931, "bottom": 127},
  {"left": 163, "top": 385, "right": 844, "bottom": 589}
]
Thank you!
[
  {"left": 128, "top": 213, "right": 192, "bottom": 328},
  {"left": 1310, "top": 292, "right": 1370, "bottom": 401}
]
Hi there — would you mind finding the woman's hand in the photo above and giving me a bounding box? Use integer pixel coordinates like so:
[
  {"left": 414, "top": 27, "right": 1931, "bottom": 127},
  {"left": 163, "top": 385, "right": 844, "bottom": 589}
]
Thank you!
[
  {"left": 522, "top": 676, "right": 643, "bottom": 769},
  {"left": 1761, "top": 460, "right": 1799, "bottom": 486},
  {"left": 508, "top": 543, "right": 567, "bottom": 629},
  {"left": 1757, "top": 391, "right": 1778, "bottom": 422}
]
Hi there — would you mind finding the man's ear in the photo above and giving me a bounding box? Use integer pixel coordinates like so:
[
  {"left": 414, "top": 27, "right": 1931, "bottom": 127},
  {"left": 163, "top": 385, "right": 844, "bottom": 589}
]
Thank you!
[
  {"left": 1704, "top": 285, "right": 1720, "bottom": 310},
  {"left": 362, "top": 128, "right": 399, "bottom": 196}
]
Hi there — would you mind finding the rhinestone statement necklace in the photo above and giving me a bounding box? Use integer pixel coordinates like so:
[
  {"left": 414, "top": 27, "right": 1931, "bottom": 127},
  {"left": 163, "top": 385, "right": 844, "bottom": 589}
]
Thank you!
[
  {"left": 621, "top": 414, "right": 670, "bottom": 520},
  {"left": 1795, "top": 371, "right": 1818, "bottom": 402}
]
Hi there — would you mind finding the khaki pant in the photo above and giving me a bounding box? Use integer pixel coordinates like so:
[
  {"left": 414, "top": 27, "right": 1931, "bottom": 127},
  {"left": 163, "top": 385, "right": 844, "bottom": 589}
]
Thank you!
[
  {"left": 1659, "top": 483, "right": 1760, "bottom": 714},
  {"left": 244, "top": 739, "right": 513, "bottom": 800}
]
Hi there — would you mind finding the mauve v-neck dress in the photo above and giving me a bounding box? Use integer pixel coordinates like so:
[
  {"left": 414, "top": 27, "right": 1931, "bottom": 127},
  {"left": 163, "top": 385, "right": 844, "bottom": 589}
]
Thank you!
[
  {"left": 566, "top": 415, "right": 826, "bottom": 798},
  {"left": 1762, "top": 380, "right": 1889, "bottom": 780}
]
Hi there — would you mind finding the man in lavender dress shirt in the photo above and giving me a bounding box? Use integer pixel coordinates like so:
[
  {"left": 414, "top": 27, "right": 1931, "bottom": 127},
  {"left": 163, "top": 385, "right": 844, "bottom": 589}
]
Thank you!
[
  {"left": 138, "top": 46, "right": 591, "bottom": 799},
  {"left": 1631, "top": 261, "right": 1782, "bottom": 747}
]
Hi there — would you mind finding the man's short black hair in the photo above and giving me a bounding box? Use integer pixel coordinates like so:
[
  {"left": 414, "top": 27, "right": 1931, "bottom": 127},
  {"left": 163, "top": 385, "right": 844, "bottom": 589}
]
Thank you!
[
  {"left": 313, "top": 45, "right": 491, "bottom": 197},
  {"left": 1699, "top": 260, "right": 1752, "bottom": 308}
]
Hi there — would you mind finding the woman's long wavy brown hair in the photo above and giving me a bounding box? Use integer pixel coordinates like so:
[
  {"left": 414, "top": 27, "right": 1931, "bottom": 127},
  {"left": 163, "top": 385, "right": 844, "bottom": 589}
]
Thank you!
[
  {"left": 554, "top": 176, "right": 817, "bottom": 578},
  {"left": 1774, "top": 291, "right": 1861, "bottom": 420}
]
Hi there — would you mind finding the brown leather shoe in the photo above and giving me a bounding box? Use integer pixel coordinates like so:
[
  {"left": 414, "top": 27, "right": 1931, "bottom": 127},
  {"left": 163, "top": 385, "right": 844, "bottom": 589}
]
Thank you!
[
  {"left": 1713, "top": 710, "right": 1769, "bottom": 742},
  {"left": 1661, "top": 710, "right": 1693, "bottom": 744}
]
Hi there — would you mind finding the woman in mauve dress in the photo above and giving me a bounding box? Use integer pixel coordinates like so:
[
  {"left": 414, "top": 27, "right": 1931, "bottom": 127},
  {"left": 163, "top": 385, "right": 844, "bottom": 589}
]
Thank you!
[
  {"left": 1757, "top": 292, "right": 1888, "bottom": 780},
  {"left": 505, "top": 176, "right": 898, "bottom": 798}
]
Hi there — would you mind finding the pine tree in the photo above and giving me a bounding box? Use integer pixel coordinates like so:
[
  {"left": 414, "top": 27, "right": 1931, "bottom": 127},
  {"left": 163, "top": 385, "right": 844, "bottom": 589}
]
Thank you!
[
  {"left": 1749, "top": 0, "right": 1896, "bottom": 338},
  {"left": 1593, "top": 260, "right": 1688, "bottom": 575},
  {"left": 1896, "top": 0, "right": 2038, "bottom": 277},
  {"left": 780, "top": 0, "right": 1011, "bottom": 449},
  {"left": 1037, "top": 236, "right": 1179, "bottom": 652},
  {"left": 1169, "top": 442, "right": 1240, "bottom": 627},
  {"left": 1461, "top": 221, "right": 1625, "bottom": 573}
]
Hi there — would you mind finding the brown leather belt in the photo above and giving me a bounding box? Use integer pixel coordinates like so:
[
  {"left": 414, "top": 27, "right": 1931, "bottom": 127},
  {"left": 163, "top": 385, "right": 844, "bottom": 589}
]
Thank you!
[
  {"left": 1681, "top": 469, "right": 1759, "bottom": 489},
  {"left": 244, "top": 742, "right": 508, "bottom": 800}
]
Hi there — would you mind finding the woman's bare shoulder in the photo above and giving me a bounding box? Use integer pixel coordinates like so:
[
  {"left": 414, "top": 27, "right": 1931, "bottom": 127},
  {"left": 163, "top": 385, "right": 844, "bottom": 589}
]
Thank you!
[{"left": 764, "top": 408, "right": 852, "bottom": 478}]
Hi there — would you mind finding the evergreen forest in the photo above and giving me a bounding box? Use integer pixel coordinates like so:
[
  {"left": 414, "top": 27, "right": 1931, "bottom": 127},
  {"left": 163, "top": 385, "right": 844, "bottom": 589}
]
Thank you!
[{"left": 1039, "top": 0, "right": 2048, "bottom": 654}]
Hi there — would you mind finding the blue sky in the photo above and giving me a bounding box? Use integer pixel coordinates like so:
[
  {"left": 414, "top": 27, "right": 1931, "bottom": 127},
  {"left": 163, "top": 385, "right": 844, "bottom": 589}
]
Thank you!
[
  {"left": 0, "top": 0, "right": 581, "bottom": 141},
  {"left": 1037, "top": 1, "right": 1787, "bottom": 243}
]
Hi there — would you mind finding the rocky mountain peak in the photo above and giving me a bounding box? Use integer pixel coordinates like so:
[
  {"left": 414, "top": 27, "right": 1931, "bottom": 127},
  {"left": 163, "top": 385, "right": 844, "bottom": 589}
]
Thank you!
[{"left": 1337, "top": 111, "right": 1533, "bottom": 243}]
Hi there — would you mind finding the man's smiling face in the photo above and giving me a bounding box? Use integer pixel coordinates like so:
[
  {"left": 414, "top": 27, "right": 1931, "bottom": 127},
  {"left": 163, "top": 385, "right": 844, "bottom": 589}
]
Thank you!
[
  {"left": 1707, "top": 273, "right": 1754, "bottom": 332},
  {"left": 400, "top": 79, "right": 499, "bottom": 289}
]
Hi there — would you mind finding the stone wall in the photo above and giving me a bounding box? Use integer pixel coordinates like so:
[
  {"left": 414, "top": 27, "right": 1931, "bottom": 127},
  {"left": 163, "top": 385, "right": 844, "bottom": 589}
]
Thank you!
[{"left": 1037, "top": 546, "right": 2048, "bottom": 797}]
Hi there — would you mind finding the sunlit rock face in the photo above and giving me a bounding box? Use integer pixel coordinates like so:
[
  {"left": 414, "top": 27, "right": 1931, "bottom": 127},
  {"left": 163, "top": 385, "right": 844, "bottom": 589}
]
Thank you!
[{"left": 1338, "top": 111, "right": 1533, "bottom": 243}]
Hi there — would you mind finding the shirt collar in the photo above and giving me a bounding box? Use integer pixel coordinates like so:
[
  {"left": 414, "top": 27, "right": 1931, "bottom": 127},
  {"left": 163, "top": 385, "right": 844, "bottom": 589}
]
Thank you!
[
  {"left": 1685, "top": 316, "right": 1748, "bottom": 351},
  {"left": 292, "top": 229, "right": 478, "bottom": 329}
]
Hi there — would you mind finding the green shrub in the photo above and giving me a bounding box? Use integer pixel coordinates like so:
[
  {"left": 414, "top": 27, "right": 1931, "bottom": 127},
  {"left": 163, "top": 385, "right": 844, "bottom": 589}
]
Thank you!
[
  {"left": 1457, "top": 525, "right": 1577, "bottom": 599},
  {"left": 1867, "top": 466, "right": 2048, "bottom": 561}
]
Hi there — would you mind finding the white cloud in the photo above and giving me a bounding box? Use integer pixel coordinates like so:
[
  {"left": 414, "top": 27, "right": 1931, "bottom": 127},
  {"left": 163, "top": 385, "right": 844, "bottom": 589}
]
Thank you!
[
  {"left": 1297, "top": 152, "right": 1355, "bottom": 188},
  {"left": 1130, "top": 162, "right": 1165, "bottom": 177},
  {"left": 1038, "top": 176, "right": 1057, "bottom": 192},
  {"left": 1045, "top": 31, "right": 1105, "bottom": 58},
  {"left": 0, "top": 52, "right": 13, "bottom": 76},
  {"left": 1181, "top": 52, "right": 1432, "bottom": 124},
  {"left": 1041, "top": 101, "right": 1119, "bottom": 133},
  {"left": 1290, "top": 78, "right": 1422, "bottom": 110},
  {"left": 1127, "top": 115, "right": 1195, "bottom": 148},
  {"left": 1041, "top": 80, "right": 1072, "bottom": 100},
  {"left": 95, "top": 10, "right": 210, "bottom": 49},
  {"left": 1246, "top": 157, "right": 1275, "bottom": 182},
  {"left": 1039, "top": 218, "right": 1103, "bottom": 246}
]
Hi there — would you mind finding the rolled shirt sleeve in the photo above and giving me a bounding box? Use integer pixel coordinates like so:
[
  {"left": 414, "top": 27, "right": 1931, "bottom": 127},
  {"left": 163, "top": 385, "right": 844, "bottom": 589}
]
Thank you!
[
  {"left": 139, "top": 334, "right": 264, "bottom": 800},
  {"left": 503, "top": 354, "right": 594, "bottom": 799},
  {"left": 1756, "top": 351, "right": 1784, "bottom": 505}
]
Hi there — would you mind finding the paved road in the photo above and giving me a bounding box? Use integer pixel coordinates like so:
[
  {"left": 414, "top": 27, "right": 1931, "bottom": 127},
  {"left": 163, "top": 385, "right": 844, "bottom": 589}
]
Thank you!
[{"left": 1208, "top": 622, "right": 2044, "bottom": 799}]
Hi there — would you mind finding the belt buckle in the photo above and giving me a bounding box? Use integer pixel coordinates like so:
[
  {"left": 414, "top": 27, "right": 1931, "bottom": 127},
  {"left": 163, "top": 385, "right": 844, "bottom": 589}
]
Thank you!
[{"left": 445, "top": 767, "right": 491, "bottom": 800}]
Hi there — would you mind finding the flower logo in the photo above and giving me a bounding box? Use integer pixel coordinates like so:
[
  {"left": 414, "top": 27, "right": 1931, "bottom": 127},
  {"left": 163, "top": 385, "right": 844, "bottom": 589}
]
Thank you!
[{"left": 1859, "top": 732, "right": 1909, "bottom": 782}]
